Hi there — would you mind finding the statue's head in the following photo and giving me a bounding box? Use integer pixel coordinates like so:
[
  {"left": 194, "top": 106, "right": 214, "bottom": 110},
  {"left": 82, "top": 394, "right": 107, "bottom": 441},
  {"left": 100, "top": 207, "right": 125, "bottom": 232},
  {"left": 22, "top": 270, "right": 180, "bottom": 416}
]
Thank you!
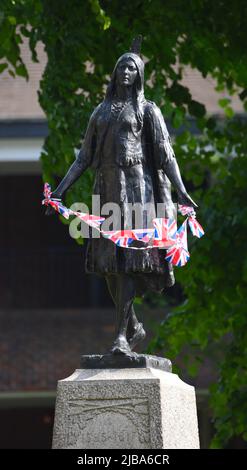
[
  {"left": 115, "top": 56, "right": 138, "bottom": 88},
  {"left": 114, "top": 52, "right": 144, "bottom": 94},
  {"left": 105, "top": 36, "right": 145, "bottom": 103}
]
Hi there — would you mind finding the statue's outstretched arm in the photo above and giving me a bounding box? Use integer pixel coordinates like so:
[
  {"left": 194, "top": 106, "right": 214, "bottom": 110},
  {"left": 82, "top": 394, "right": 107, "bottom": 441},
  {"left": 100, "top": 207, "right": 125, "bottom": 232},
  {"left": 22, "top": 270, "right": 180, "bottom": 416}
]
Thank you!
[
  {"left": 145, "top": 102, "right": 197, "bottom": 208},
  {"left": 51, "top": 150, "right": 88, "bottom": 199},
  {"left": 164, "top": 158, "right": 197, "bottom": 208},
  {"left": 51, "top": 104, "right": 101, "bottom": 199}
]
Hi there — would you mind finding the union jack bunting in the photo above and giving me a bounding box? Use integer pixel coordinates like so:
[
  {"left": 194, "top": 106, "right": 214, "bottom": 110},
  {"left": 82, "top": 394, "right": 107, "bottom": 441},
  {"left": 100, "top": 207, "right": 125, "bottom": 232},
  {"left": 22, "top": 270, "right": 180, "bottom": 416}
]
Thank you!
[
  {"left": 177, "top": 220, "right": 189, "bottom": 251},
  {"left": 131, "top": 228, "right": 154, "bottom": 243},
  {"left": 75, "top": 212, "right": 105, "bottom": 230},
  {"left": 165, "top": 220, "right": 190, "bottom": 267},
  {"left": 102, "top": 230, "right": 136, "bottom": 248},
  {"left": 48, "top": 200, "right": 72, "bottom": 219},
  {"left": 165, "top": 244, "right": 190, "bottom": 267},
  {"left": 178, "top": 204, "right": 204, "bottom": 239},
  {"left": 43, "top": 182, "right": 52, "bottom": 200},
  {"left": 101, "top": 228, "right": 155, "bottom": 249},
  {"left": 42, "top": 184, "right": 205, "bottom": 267},
  {"left": 42, "top": 183, "right": 105, "bottom": 227},
  {"left": 188, "top": 217, "right": 204, "bottom": 238},
  {"left": 178, "top": 204, "right": 196, "bottom": 217},
  {"left": 152, "top": 218, "right": 177, "bottom": 248},
  {"left": 42, "top": 183, "right": 71, "bottom": 219}
]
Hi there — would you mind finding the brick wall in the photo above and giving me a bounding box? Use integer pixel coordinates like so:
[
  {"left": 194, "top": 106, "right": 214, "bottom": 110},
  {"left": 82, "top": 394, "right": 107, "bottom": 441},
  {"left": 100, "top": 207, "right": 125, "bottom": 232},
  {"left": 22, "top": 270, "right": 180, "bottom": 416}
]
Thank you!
[{"left": 0, "top": 40, "right": 45, "bottom": 119}]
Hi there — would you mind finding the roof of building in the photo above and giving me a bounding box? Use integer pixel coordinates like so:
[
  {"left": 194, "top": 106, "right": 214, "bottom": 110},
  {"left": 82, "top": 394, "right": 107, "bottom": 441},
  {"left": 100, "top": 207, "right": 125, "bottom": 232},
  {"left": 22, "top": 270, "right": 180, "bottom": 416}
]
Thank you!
[{"left": 0, "top": 41, "right": 243, "bottom": 120}]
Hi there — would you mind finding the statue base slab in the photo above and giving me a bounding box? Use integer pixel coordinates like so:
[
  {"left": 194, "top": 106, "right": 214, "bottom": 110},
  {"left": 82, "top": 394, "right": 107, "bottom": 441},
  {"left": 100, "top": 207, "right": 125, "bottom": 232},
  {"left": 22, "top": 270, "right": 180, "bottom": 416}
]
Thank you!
[
  {"left": 52, "top": 358, "right": 200, "bottom": 449},
  {"left": 80, "top": 353, "right": 172, "bottom": 372}
]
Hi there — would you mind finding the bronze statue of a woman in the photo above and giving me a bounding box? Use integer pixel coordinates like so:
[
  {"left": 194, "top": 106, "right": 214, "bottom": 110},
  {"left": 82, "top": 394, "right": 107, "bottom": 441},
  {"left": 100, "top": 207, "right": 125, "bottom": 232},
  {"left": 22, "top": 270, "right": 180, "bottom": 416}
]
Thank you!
[{"left": 47, "top": 37, "right": 196, "bottom": 356}]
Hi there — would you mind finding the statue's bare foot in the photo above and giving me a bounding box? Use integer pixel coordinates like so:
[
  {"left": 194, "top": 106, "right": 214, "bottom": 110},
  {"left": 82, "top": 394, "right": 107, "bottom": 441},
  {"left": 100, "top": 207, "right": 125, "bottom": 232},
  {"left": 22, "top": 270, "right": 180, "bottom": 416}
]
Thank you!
[
  {"left": 110, "top": 335, "right": 132, "bottom": 356},
  {"left": 128, "top": 322, "right": 146, "bottom": 350}
]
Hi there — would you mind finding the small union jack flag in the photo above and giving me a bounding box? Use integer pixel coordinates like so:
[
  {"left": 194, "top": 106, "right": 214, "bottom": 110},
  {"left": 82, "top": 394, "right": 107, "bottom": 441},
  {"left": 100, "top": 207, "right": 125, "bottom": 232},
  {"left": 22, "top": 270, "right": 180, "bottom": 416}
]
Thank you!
[
  {"left": 102, "top": 230, "right": 135, "bottom": 248},
  {"left": 49, "top": 200, "right": 72, "bottom": 219},
  {"left": 101, "top": 228, "right": 155, "bottom": 249},
  {"left": 165, "top": 244, "right": 190, "bottom": 267},
  {"left": 152, "top": 218, "right": 177, "bottom": 248},
  {"left": 178, "top": 204, "right": 204, "bottom": 239},
  {"left": 177, "top": 220, "right": 189, "bottom": 250},
  {"left": 165, "top": 220, "right": 190, "bottom": 266},
  {"left": 188, "top": 217, "right": 204, "bottom": 238},
  {"left": 132, "top": 228, "right": 154, "bottom": 243},
  {"left": 75, "top": 212, "right": 105, "bottom": 230}
]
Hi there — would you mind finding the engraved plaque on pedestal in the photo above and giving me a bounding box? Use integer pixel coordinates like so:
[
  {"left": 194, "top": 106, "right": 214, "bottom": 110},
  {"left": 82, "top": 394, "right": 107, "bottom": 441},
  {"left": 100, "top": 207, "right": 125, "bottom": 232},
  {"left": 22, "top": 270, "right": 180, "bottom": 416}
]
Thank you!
[{"left": 52, "top": 367, "right": 199, "bottom": 449}]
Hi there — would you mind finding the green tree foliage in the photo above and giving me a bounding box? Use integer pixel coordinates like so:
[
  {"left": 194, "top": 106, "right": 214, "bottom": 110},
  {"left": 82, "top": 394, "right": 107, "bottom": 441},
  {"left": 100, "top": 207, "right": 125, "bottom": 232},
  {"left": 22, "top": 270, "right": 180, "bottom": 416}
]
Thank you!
[{"left": 1, "top": 0, "right": 247, "bottom": 447}]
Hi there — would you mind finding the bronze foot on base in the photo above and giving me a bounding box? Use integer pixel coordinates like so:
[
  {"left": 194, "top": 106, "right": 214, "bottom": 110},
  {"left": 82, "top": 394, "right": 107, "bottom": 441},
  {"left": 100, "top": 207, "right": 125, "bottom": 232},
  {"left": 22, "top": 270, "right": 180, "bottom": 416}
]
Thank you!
[
  {"left": 110, "top": 335, "right": 136, "bottom": 356},
  {"left": 128, "top": 322, "right": 146, "bottom": 350}
]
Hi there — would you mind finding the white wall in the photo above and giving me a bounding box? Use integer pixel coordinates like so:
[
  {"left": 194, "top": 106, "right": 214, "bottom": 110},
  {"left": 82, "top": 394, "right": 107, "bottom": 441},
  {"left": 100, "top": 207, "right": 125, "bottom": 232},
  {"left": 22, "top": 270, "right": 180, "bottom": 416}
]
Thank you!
[
  {"left": 0, "top": 138, "right": 43, "bottom": 161},
  {"left": 0, "top": 138, "right": 43, "bottom": 174}
]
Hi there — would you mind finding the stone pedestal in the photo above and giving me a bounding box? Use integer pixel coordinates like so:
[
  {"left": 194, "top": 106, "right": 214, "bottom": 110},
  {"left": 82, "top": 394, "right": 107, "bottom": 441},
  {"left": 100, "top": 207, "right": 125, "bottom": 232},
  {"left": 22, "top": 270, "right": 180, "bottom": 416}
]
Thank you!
[{"left": 52, "top": 360, "right": 200, "bottom": 449}]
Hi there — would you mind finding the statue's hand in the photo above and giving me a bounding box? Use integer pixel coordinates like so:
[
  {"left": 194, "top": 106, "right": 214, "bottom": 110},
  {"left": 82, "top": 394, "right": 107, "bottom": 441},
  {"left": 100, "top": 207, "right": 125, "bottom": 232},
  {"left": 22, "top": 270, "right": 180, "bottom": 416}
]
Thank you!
[
  {"left": 51, "top": 190, "right": 62, "bottom": 200},
  {"left": 177, "top": 191, "right": 198, "bottom": 209},
  {"left": 45, "top": 191, "right": 62, "bottom": 216}
]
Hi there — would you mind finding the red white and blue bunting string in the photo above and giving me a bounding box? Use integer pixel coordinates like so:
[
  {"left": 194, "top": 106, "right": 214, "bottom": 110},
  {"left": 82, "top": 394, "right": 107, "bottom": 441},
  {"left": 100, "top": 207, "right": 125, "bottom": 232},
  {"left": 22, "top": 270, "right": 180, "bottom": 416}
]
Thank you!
[{"left": 42, "top": 183, "right": 204, "bottom": 267}]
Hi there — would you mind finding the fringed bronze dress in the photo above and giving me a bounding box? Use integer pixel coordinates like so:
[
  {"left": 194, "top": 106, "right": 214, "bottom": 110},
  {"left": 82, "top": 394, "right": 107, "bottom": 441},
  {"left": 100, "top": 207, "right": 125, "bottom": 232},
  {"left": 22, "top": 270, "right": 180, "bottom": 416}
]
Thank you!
[{"left": 81, "top": 99, "right": 176, "bottom": 292}]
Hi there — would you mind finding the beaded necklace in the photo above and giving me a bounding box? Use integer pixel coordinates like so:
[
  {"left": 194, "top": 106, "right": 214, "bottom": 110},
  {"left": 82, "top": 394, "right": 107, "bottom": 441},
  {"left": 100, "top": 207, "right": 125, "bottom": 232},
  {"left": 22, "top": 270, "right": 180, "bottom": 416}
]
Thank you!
[{"left": 110, "top": 98, "right": 132, "bottom": 119}]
